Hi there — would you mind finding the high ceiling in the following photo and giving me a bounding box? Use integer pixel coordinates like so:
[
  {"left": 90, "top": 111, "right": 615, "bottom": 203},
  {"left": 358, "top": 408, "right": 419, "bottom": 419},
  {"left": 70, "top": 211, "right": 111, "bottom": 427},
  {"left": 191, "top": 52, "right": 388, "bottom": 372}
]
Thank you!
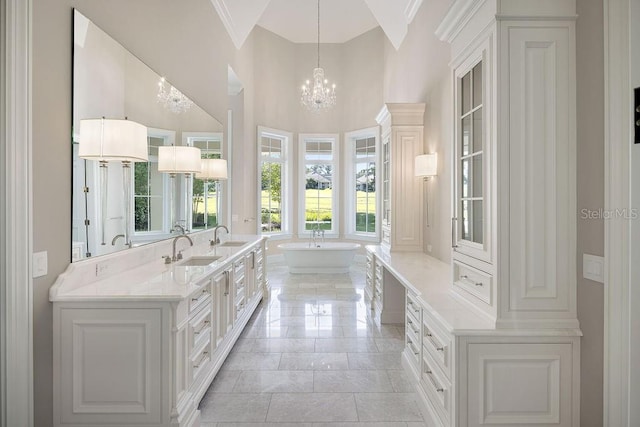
[{"left": 210, "top": 0, "right": 424, "bottom": 50}]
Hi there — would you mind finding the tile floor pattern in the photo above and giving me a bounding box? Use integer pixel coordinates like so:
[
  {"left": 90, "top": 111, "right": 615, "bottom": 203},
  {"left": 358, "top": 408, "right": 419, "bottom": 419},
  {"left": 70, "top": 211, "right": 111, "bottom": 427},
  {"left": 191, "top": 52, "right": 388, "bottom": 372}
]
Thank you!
[{"left": 198, "top": 261, "right": 430, "bottom": 427}]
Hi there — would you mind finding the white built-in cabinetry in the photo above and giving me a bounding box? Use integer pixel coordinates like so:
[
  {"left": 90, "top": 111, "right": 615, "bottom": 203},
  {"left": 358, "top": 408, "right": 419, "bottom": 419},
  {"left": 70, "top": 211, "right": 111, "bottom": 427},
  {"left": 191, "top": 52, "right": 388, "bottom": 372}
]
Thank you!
[
  {"left": 444, "top": 0, "right": 579, "bottom": 329},
  {"left": 367, "top": 0, "right": 581, "bottom": 425},
  {"left": 51, "top": 235, "right": 266, "bottom": 427},
  {"left": 376, "top": 103, "right": 425, "bottom": 252}
]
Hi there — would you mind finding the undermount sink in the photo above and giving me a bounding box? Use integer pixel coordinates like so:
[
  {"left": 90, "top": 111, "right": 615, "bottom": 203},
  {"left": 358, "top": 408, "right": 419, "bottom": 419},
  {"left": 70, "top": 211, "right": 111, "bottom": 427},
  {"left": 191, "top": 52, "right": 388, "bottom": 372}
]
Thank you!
[
  {"left": 177, "top": 256, "right": 222, "bottom": 267},
  {"left": 219, "top": 241, "right": 247, "bottom": 247}
]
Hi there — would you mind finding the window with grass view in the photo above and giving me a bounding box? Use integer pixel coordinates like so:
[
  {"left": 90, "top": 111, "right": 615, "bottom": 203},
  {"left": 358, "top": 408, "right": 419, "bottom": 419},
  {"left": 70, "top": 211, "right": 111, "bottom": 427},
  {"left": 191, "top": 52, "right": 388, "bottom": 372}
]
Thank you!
[
  {"left": 134, "top": 136, "right": 166, "bottom": 233},
  {"left": 354, "top": 136, "right": 376, "bottom": 234},
  {"left": 301, "top": 136, "right": 337, "bottom": 234},
  {"left": 260, "top": 135, "right": 285, "bottom": 233},
  {"left": 190, "top": 138, "right": 222, "bottom": 230}
]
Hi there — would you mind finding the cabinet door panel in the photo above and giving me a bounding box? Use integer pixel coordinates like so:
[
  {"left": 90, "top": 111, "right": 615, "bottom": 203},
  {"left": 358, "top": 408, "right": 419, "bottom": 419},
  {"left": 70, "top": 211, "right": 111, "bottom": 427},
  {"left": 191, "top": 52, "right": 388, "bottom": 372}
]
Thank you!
[
  {"left": 59, "top": 308, "right": 163, "bottom": 425},
  {"left": 466, "top": 343, "right": 574, "bottom": 426}
]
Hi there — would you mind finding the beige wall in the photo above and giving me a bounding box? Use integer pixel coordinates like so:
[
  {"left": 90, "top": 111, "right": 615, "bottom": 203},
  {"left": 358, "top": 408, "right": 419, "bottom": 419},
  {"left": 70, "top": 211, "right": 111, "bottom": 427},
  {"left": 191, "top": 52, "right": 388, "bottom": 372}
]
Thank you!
[
  {"left": 383, "top": 0, "right": 453, "bottom": 263},
  {"left": 576, "top": 0, "right": 605, "bottom": 425}
]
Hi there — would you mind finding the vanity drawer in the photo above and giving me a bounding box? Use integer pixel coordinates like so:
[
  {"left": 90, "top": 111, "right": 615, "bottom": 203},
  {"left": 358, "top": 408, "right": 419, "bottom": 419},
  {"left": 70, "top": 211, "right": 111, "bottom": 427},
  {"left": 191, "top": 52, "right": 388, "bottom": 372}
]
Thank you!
[
  {"left": 234, "top": 258, "right": 245, "bottom": 278},
  {"left": 421, "top": 349, "right": 451, "bottom": 425},
  {"left": 189, "top": 280, "right": 212, "bottom": 314},
  {"left": 406, "top": 293, "right": 421, "bottom": 319},
  {"left": 405, "top": 328, "right": 421, "bottom": 369},
  {"left": 188, "top": 304, "right": 212, "bottom": 355},
  {"left": 422, "top": 311, "right": 452, "bottom": 380},
  {"left": 190, "top": 338, "right": 211, "bottom": 383},
  {"left": 406, "top": 313, "right": 421, "bottom": 339},
  {"left": 453, "top": 260, "right": 492, "bottom": 305}
]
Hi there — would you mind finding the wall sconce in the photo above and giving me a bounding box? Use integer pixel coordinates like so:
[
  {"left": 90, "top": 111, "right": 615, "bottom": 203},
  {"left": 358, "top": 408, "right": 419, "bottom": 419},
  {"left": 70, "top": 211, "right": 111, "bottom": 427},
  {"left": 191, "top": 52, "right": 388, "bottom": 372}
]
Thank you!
[
  {"left": 196, "top": 159, "right": 228, "bottom": 229},
  {"left": 415, "top": 153, "right": 438, "bottom": 227},
  {"left": 79, "top": 118, "right": 148, "bottom": 248},
  {"left": 415, "top": 153, "right": 438, "bottom": 181},
  {"left": 158, "top": 146, "right": 202, "bottom": 231}
]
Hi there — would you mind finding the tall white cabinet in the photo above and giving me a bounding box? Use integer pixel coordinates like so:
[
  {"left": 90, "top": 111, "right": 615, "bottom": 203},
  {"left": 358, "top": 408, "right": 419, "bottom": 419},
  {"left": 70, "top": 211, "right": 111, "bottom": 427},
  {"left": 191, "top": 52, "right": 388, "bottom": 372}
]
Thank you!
[
  {"left": 376, "top": 103, "right": 425, "bottom": 252},
  {"left": 442, "top": 0, "right": 578, "bottom": 329}
]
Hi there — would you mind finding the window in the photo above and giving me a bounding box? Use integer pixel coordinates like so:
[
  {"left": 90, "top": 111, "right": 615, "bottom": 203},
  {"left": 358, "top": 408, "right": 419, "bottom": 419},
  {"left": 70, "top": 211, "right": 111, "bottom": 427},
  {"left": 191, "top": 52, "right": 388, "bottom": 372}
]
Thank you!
[
  {"left": 458, "top": 62, "right": 483, "bottom": 244},
  {"left": 345, "top": 128, "right": 379, "bottom": 239},
  {"left": 299, "top": 134, "right": 339, "bottom": 236},
  {"left": 188, "top": 136, "right": 223, "bottom": 230},
  {"left": 133, "top": 129, "right": 172, "bottom": 236},
  {"left": 259, "top": 127, "right": 292, "bottom": 237}
]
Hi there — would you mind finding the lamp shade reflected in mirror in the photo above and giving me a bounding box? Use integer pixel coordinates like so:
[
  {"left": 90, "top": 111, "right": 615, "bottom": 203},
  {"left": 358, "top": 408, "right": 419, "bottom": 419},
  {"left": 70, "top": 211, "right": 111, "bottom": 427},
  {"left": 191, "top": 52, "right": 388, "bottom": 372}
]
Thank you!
[
  {"left": 197, "top": 158, "right": 228, "bottom": 180},
  {"left": 79, "top": 118, "right": 148, "bottom": 162},
  {"left": 158, "top": 146, "right": 202, "bottom": 175}
]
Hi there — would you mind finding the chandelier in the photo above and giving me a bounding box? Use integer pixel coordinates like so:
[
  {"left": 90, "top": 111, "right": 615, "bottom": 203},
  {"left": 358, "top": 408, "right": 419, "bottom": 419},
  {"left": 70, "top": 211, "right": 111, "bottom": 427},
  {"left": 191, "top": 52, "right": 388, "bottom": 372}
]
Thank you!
[
  {"left": 301, "top": 0, "right": 336, "bottom": 112},
  {"left": 157, "top": 77, "right": 194, "bottom": 114}
]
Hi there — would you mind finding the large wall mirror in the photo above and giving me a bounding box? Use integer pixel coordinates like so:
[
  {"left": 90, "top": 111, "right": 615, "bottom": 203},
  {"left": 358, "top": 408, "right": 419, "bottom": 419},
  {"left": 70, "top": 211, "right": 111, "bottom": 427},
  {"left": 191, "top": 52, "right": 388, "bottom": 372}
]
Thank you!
[{"left": 72, "top": 10, "right": 225, "bottom": 261}]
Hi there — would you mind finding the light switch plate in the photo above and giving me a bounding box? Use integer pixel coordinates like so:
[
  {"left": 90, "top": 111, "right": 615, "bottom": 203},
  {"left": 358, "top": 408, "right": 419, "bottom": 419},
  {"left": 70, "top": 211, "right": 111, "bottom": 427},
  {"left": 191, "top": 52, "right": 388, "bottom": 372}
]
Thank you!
[
  {"left": 583, "top": 253, "right": 604, "bottom": 283},
  {"left": 32, "top": 251, "right": 48, "bottom": 278}
]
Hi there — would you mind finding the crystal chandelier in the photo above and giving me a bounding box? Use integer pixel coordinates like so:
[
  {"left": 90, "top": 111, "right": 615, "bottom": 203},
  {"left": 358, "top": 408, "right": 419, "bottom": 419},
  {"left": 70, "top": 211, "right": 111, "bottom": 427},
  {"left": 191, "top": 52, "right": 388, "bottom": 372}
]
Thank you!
[
  {"left": 301, "top": 0, "right": 336, "bottom": 112},
  {"left": 157, "top": 77, "right": 194, "bottom": 114}
]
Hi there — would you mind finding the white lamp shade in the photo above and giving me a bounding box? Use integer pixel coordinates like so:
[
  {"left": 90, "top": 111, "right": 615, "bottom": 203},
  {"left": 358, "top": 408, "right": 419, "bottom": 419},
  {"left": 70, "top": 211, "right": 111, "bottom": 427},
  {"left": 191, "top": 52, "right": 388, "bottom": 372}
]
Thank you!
[
  {"left": 158, "top": 146, "right": 202, "bottom": 174},
  {"left": 197, "top": 159, "right": 228, "bottom": 180},
  {"left": 415, "top": 153, "right": 438, "bottom": 177},
  {"left": 78, "top": 118, "right": 148, "bottom": 162}
]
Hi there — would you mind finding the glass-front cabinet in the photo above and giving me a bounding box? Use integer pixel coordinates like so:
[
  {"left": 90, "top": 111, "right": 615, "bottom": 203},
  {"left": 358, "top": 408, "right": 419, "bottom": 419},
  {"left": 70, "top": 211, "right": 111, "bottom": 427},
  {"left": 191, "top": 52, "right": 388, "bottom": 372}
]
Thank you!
[
  {"left": 381, "top": 134, "right": 391, "bottom": 246},
  {"left": 453, "top": 55, "right": 492, "bottom": 267}
]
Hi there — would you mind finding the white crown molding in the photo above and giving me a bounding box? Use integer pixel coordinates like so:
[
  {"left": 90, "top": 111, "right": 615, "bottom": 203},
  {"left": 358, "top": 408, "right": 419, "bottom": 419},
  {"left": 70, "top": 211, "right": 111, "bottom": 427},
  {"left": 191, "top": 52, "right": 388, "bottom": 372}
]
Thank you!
[
  {"left": 1, "top": 0, "right": 34, "bottom": 425},
  {"left": 404, "top": 0, "right": 423, "bottom": 23},
  {"left": 434, "top": 0, "right": 484, "bottom": 43},
  {"left": 211, "top": 0, "right": 243, "bottom": 49},
  {"left": 377, "top": 103, "right": 426, "bottom": 127}
]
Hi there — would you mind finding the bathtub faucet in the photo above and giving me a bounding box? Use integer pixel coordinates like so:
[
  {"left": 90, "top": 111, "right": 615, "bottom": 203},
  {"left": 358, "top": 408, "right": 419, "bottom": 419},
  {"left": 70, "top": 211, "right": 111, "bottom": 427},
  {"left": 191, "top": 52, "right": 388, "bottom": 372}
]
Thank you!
[{"left": 311, "top": 228, "right": 325, "bottom": 248}]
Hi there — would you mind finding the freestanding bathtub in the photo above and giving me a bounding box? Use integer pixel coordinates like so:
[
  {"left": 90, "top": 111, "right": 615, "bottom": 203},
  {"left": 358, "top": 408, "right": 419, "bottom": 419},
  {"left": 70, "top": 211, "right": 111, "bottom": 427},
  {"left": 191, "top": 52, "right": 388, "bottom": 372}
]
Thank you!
[{"left": 277, "top": 242, "right": 362, "bottom": 273}]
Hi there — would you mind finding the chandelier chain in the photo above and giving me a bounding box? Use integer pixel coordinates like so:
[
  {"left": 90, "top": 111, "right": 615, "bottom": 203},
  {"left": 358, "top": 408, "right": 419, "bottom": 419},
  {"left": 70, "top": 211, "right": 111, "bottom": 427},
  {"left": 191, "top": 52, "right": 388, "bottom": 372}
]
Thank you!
[{"left": 317, "top": 0, "right": 320, "bottom": 69}]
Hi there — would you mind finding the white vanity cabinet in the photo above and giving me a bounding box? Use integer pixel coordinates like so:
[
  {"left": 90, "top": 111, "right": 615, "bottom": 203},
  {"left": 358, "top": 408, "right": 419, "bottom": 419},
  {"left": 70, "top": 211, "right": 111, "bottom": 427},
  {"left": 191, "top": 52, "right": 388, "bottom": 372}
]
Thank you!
[
  {"left": 366, "top": 247, "right": 581, "bottom": 427},
  {"left": 375, "top": 103, "right": 425, "bottom": 252},
  {"left": 51, "top": 235, "right": 267, "bottom": 427}
]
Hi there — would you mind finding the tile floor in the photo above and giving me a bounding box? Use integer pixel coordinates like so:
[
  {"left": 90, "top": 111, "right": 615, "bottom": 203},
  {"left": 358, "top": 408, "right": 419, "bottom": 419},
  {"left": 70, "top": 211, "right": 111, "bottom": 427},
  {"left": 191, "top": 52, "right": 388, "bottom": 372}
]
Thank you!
[{"left": 198, "top": 260, "right": 429, "bottom": 427}]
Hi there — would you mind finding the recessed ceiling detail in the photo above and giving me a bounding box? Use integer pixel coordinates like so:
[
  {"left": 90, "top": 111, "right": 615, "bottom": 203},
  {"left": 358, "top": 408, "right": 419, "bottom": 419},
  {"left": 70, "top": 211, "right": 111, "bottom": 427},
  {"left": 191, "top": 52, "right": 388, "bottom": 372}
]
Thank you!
[{"left": 210, "top": 0, "right": 424, "bottom": 49}]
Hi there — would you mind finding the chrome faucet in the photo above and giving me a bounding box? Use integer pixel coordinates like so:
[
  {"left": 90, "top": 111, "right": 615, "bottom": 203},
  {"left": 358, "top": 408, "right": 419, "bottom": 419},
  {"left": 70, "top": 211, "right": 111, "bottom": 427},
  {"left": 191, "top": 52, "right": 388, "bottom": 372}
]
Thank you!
[
  {"left": 111, "top": 234, "right": 124, "bottom": 245},
  {"left": 212, "top": 225, "right": 229, "bottom": 246},
  {"left": 172, "top": 234, "right": 193, "bottom": 262},
  {"left": 172, "top": 223, "right": 186, "bottom": 235},
  {"left": 111, "top": 234, "right": 132, "bottom": 248}
]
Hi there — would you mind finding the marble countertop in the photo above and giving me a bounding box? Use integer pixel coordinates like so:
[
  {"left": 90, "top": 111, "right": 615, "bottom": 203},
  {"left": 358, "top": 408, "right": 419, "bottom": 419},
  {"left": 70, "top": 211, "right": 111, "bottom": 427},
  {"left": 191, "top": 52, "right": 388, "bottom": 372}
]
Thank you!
[
  {"left": 50, "top": 234, "right": 265, "bottom": 302},
  {"left": 366, "top": 245, "right": 497, "bottom": 333}
]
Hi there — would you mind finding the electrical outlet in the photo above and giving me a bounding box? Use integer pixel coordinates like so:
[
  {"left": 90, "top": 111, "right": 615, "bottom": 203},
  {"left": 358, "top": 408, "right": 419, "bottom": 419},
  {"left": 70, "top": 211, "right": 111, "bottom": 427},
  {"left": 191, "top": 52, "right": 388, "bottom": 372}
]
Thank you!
[
  {"left": 32, "top": 251, "right": 48, "bottom": 278},
  {"left": 232, "top": 214, "right": 239, "bottom": 222},
  {"left": 427, "top": 244, "right": 432, "bottom": 253},
  {"left": 95, "top": 261, "right": 110, "bottom": 277},
  {"left": 583, "top": 254, "right": 604, "bottom": 283}
]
